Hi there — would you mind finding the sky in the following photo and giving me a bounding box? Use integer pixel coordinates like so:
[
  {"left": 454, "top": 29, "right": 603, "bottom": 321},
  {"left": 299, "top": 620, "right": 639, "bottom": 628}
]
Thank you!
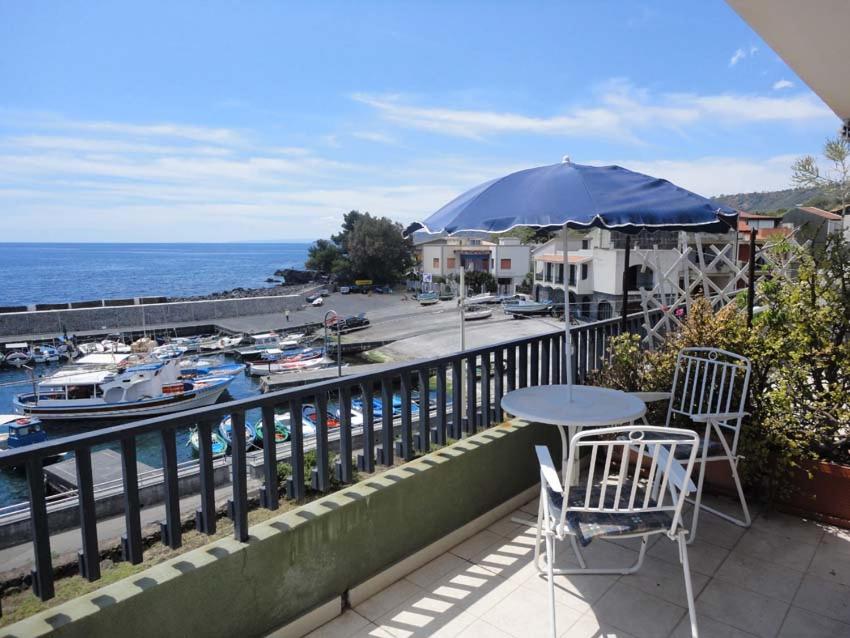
[{"left": 0, "top": 1, "right": 842, "bottom": 242}]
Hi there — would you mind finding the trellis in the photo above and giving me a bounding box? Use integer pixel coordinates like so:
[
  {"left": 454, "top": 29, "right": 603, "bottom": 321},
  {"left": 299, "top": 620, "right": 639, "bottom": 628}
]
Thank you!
[{"left": 636, "top": 231, "right": 806, "bottom": 348}]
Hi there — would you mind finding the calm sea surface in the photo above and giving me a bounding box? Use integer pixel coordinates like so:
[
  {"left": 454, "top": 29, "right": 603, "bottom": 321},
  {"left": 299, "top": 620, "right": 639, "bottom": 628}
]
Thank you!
[
  {"left": 0, "top": 242, "right": 310, "bottom": 507},
  {"left": 0, "top": 242, "right": 310, "bottom": 306}
]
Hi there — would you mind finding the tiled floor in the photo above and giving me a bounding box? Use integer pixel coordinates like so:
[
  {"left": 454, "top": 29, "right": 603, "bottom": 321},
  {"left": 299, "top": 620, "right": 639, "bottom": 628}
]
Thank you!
[{"left": 306, "top": 493, "right": 850, "bottom": 638}]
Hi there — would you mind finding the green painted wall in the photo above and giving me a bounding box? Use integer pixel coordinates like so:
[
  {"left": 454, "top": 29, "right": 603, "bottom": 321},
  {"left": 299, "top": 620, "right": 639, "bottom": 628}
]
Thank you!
[{"left": 6, "top": 420, "right": 560, "bottom": 638}]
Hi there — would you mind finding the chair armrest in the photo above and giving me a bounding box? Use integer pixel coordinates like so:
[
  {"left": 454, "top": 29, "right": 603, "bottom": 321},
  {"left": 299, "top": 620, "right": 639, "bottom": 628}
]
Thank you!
[
  {"left": 691, "top": 412, "right": 748, "bottom": 423},
  {"left": 534, "top": 445, "right": 563, "bottom": 494},
  {"left": 628, "top": 391, "right": 672, "bottom": 403}
]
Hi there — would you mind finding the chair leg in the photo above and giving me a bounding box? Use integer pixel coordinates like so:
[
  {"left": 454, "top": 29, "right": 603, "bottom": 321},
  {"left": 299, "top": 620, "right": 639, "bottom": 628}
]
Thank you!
[
  {"left": 687, "top": 458, "right": 752, "bottom": 537},
  {"left": 544, "top": 527, "right": 558, "bottom": 638},
  {"left": 688, "top": 460, "right": 707, "bottom": 545},
  {"left": 678, "top": 531, "right": 699, "bottom": 638},
  {"left": 550, "top": 535, "right": 649, "bottom": 576},
  {"left": 569, "top": 535, "right": 587, "bottom": 569},
  {"left": 534, "top": 497, "right": 545, "bottom": 573}
]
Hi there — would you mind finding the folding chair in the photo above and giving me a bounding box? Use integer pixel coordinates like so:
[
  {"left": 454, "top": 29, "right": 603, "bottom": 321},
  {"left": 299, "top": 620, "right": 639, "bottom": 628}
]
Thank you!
[
  {"left": 534, "top": 426, "right": 701, "bottom": 638},
  {"left": 632, "top": 347, "right": 752, "bottom": 543}
]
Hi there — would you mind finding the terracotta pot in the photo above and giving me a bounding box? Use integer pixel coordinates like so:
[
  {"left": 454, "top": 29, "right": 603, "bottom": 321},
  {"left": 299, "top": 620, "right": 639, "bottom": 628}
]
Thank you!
[{"left": 779, "top": 460, "right": 850, "bottom": 529}]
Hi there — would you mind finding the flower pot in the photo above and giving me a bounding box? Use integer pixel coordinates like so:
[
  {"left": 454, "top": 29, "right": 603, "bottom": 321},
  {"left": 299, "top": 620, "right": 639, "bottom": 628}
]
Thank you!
[{"left": 779, "top": 460, "right": 850, "bottom": 529}]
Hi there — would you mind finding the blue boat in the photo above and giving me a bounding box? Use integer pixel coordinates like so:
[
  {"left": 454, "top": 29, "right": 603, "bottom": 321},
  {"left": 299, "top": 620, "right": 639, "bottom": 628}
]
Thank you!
[
  {"left": 187, "top": 427, "right": 229, "bottom": 457},
  {"left": 219, "top": 416, "right": 258, "bottom": 448},
  {"left": 0, "top": 415, "right": 65, "bottom": 468}
]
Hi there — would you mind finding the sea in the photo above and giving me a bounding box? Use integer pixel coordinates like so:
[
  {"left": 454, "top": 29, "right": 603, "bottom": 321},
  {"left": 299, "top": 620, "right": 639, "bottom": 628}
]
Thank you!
[{"left": 0, "top": 243, "right": 311, "bottom": 508}]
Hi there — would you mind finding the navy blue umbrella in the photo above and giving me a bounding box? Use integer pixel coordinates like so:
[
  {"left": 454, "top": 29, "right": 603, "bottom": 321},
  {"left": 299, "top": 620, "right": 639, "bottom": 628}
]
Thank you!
[{"left": 405, "top": 159, "right": 736, "bottom": 398}]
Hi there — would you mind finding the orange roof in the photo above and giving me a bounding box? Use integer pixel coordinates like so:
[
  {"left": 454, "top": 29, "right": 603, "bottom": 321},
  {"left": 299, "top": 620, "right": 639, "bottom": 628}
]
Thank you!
[
  {"left": 796, "top": 206, "right": 842, "bottom": 220},
  {"left": 738, "top": 211, "right": 776, "bottom": 220},
  {"left": 536, "top": 254, "right": 592, "bottom": 264}
]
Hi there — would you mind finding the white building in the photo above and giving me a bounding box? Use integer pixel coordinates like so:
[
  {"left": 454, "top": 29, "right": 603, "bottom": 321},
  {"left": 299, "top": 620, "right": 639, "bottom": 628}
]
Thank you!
[
  {"left": 532, "top": 229, "right": 733, "bottom": 320},
  {"left": 417, "top": 237, "right": 531, "bottom": 293}
]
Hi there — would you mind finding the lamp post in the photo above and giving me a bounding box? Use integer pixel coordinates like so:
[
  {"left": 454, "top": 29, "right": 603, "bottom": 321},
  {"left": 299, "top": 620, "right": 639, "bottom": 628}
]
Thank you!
[{"left": 323, "top": 310, "right": 343, "bottom": 377}]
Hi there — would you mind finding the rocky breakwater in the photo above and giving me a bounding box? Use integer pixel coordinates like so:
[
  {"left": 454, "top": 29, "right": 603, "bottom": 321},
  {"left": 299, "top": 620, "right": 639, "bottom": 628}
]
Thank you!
[{"left": 168, "top": 269, "right": 324, "bottom": 302}]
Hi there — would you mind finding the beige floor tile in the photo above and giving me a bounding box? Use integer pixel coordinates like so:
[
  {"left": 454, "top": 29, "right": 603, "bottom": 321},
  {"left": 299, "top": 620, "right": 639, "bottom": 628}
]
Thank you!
[
  {"left": 698, "top": 492, "right": 762, "bottom": 519},
  {"left": 731, "top": 529, "right": 817, "bottom": 572},
  {"left": 521, "top": 569, "right": 619, "bottom": 614},
  {"left": 450, "top": 530, "right": 504, "bottom": 561},
  {"left": 669, "top": 612, "right": 758, "bottom": 638},
  {"left": 686, "top": 511, "right": 747, "bottom": 549},
  {"left": 778, "top": 605, "right": 850, "bottom": 638},
  {"left": 792, "top": 573, "right": 850, "bottom": 624},
  {"left": 568, "top": 539, "right": 641, "bottom": 571},
  {"left": 519, "top": 498, "right": 540, "bottom": 516},
  {"left": 648, "top": 535, "right": 729, "bottom": 576},
  {"left": 374, "top": 597, "right": 477, "bottom": 638},
  {"left": 407, "top": 553, "right": 471, "bottom": 588},
  {"left": 590, "top": 581, "right": 686, "bottom": 638},
  {"left": 456, "top": 618, "right": 516, "bottom": 638},
  {"left": 807, "top": 545, "right": 850, "bottom": 587},
  {"left": 470, "top": 534, "right": 537, "bottom": 580},
  {"left": 714, "top": 552, "right": 804, "bottom": 603},
  {"left": 487, "top": 514, "right": 527, "bottom": 539},
  {"left": 355, "top": 579, "right": 426, "bottom": 622},
  {"left": 427, "top": 563, "right": 520, "bottom": 619},
  {"left": 349, "top": 625, "right": 396, "bottom": 638},
  {"left": 306, "top": 610, "right": 371, "bottom": 638},
  {"left": 559, "top": 611, "right": 637, "bottom": 638},
  {"left": 697, "top": 579, "right": 790, "bottom": 638},
  {"left": 477, "top": 582, "right": 584, "bottom": 638},
  {"left": 621, "top": 554, "right": 710, "bottom": 608},
  {"left": 750, "top": 512, "right": 825, "bottom": 546}
]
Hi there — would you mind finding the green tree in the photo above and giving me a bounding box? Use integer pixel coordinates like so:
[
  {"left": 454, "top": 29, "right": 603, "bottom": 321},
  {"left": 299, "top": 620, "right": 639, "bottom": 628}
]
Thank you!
[
  {"left": 305, "top": 239, "right": 344, "bottom": 274},
  {"left": 792, "top": 136, "right": 850, "bottom": 215},
  {"left": 331, "top": 210, "right": 365, "bottom": 253},
  {"left": 460, "top": 270, "right": 497, "bottom": 294},
  {"left": 346, "top": 214, "right": 414, "bottom": 283}
]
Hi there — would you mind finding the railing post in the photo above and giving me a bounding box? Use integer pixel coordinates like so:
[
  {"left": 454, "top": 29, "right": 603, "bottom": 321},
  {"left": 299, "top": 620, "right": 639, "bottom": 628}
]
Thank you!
[
  {"left": 530, "top": 340, "right": 539, "bottom": 386},
  {"left": 196, "top": 419, "right": 217, "bottom": 534},
  {"left": 336, "top": 385, "right": 353, "bottom": 483},
  {"left": 259, "top": 405, "right": 279, "bottom": 511},
  {"left": 120, "top": 436, "right": 143, "bottom": 564},
  {"left": 415, "top": 368, "right": 430, "bottom": 453},
  {"left": 507, "top": 346, "right": 516, "bottom": 392},
  {"left": 358, "top": 381, "right": 375, "bottom": 472},
  {"left": 160, "top": 428, "right": 182, "bottom": 549},
  {"left": 312, "top": 395, "right": 330, "bottom": 491},
  {"left": 379, "top": 379, "right": 394, "bottom": 466},
  {"left": 481, "top": 351, "right": 491, "bottom": 428},
  {"left": 75, "top": 448, "right": 100, "bottom": 582},
  {"left": 518, "top": 342, "right": 528, "bottom": 388},
  {"left": 228, "top": 411, "right": 249, "bottom": 542},
  {"left": 451, "top": 360, "right": 462, "bottom": 439},
  {"left": 466, "top": 354, "right": 477, "bottom": 434},
  {"left": 286, "top": 398, "right": 305, "bottom": 500},
  {"left": 552, "top": 334, "right": 561, "bottom": 384},
  {"left": 493, "top": 347, "right": 504, "bottom": 423},
  {"left": 399, "top": 372, "right": 413, "bottom": 460},
  {"left": 26, "top": 458, "right": 54, "bottom": 601},
  {"left": 541, "top": 337, "right": 550, "bottom": 385},
  {"left": 434, "top": 364, "right": 447, "bottom": 445}
]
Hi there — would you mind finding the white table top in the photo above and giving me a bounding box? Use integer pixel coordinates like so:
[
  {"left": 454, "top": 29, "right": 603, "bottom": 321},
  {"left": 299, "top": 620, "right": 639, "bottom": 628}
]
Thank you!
[{"left": 501, "top": 385, "right": 646, "bottom": 427}]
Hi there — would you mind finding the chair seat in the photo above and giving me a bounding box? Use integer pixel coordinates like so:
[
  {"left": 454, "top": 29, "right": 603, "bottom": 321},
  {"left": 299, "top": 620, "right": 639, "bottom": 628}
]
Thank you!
[
  {"left": 633, "top": 430, "right": 727, "bottom": 459},
  {"left": 547, "top": 482, "right": 674, "bottom": 547}
]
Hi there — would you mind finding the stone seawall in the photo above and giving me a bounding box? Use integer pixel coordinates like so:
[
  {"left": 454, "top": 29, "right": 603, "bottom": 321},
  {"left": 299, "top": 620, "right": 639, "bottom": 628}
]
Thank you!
[{"left": 0, "top": 294, "right": 307, "bottom": 339}]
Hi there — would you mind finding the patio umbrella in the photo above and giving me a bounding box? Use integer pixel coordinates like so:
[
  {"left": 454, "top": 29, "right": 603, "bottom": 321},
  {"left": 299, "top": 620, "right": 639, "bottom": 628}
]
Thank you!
[{"left": 404, "top": 158, "right": 737, "bottom": 401}]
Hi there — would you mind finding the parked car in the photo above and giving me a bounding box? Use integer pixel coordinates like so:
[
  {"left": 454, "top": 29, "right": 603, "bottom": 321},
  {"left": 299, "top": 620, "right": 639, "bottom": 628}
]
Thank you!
[
  {"left": 340, "top": 286, "right": 350, "bottom": 295},
  {"left": 305, "top": 293, "right": 320, "bottom": 302},
  {"left": 319, "top": 289, "right": 330, "bottom": 297},
  {"left": 348, "top": 284, "right": 361, "bottom": 294},
  {"left": 325, "top": 313, "right": 370, "bottom": 333}
]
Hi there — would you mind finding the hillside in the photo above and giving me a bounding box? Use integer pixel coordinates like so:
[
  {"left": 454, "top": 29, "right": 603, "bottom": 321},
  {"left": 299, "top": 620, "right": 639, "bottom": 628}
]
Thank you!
[{"left": 711, "top": 187, "right": 832, "bottom": 214}]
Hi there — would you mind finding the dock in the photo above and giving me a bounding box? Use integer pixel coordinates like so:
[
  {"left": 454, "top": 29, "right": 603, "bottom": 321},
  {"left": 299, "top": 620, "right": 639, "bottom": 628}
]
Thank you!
[
  {"left": 44, "top": 449, "right": 155, "bottom": 492},
  {"left": 260, "top": 361, "right": 409, "bottom": 392}
]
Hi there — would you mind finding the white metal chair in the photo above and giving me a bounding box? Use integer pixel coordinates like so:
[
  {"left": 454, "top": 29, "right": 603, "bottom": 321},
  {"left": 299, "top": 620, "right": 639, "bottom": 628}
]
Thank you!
[
  {"left": 534, "top": 426, "right": 701, "bottom": 638},
  {"left": 632, "top": 347, "right": 752, "bottom": 543}
]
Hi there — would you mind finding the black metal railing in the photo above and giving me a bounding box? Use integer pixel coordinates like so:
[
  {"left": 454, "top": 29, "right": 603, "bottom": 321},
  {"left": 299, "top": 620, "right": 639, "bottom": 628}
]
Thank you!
[{"left": 0, "top": 311, "right": 653, "bottom": 610}]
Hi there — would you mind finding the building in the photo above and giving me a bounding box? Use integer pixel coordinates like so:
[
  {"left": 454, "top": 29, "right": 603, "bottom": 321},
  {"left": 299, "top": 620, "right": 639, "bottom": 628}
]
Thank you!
[
  {"left": 417, "top": 236, "right": 531, "bottom": 293},
  {"left": 736, "top": 211, "right": 791, "bottom": 262},
  {"left": 782, "top": 206, "right": 843, "bottom": 246}
]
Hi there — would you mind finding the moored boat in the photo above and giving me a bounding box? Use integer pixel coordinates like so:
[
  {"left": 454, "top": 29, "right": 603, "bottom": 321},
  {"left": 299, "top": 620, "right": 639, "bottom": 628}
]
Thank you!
[
  {"left": 418, "top": 291, "right": 439, "bottom": 306},
  {"left": 503, "top": 300, "right": 553, "bottom": 317},
  {"left": 218, "top": 416, "right": 258, "bottom": 449},
  {"left": 4, "top": 343, "right": 32, "bottom": 368},
  {"left": 187, "top": 427, "right": 229, "bottom": 457},
  {"left": 464, "top": 305, "right": 492, "bottom": 321},
  {"left": 0, "top": 415, "right": 65, "bottom": 467}
]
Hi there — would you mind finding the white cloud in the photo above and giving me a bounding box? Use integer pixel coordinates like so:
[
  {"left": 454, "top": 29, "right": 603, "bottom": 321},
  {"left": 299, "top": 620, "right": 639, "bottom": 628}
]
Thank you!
[
  {"left": 729, "top": 48, "right": 746, "bottom": 67},
  {"left": 352, "top": 131, "right": 397, "bottom": 145},
  {"left": 773, "top": 79, "right": 794, "bottom": 91},
  {"left": 353, "top": 83, "right": 833, "bottom": 142}
]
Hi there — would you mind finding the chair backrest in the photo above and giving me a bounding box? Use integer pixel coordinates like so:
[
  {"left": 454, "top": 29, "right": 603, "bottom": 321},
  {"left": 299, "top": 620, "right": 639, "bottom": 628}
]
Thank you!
[
  {"left": 558, "top": 425, "right": 700, "bottom": 536},
  {"left": 665, "top": 348, "right": 751, "bottom": 435}
]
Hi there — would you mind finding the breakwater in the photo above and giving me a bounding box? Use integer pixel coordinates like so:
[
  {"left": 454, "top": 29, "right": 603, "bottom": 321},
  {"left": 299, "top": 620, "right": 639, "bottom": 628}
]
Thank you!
[{"left": 0, "top": 293, "right": 309, "bottom": 340}]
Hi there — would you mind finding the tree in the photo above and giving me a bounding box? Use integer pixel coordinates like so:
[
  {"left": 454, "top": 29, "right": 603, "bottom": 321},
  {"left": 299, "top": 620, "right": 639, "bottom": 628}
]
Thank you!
[
  {"left": 331, "top": 210, "right": 365, "bottom": 253},
  {"left": 460, "top": 270, "right": 497, "bottom": 294},
  {"left": 346, "top": 214, "right": 414, "bottom": 284},
  {"left": 305, "top": 239, "right": 344, "bottom": 274},
  {"left": 792, "top": 137, "right": 850, "bottom": 215}
]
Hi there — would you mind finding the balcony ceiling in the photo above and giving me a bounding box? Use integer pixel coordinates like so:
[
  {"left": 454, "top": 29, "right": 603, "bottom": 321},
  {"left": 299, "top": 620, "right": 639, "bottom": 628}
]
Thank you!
[{"left": 727, "top": 0, "right": 850, "bottom": 120}]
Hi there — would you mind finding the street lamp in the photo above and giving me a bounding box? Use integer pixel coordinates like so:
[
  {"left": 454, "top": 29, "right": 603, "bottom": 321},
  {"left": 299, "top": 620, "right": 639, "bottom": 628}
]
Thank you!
[{"left": 323, "top": 310, "right": 343, "bottom": 377}]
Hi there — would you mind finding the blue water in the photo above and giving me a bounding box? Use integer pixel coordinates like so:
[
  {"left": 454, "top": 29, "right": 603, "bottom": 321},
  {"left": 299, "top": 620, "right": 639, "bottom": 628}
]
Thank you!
[{"left": 0, "top": 243, "right": 310, "bottom": 306}]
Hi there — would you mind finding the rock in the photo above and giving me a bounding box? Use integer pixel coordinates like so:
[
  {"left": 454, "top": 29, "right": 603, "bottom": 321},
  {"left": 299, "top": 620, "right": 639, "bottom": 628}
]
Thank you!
[
  {"left": 273, "top": 268, "right": 318, "bottom": 284},
  {"left": 100, "top": 558, "right": 114, "bottom": 570}
]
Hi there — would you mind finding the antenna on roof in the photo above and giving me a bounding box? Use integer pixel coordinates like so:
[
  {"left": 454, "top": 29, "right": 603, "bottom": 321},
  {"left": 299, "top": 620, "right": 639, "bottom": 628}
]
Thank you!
[{"left": 561, "top": 155, "right": 572, "bottom": 164}]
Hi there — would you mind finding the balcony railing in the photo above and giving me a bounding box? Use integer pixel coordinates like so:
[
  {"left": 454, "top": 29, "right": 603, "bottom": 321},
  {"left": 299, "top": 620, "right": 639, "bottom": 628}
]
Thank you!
[{"left": 0, "top": 311, "right": 654, "bottom": 611}]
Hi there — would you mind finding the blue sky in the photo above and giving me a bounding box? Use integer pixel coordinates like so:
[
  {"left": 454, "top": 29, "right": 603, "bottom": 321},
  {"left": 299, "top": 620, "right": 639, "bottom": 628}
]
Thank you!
[{"left": 0, "top": 1, "right": 841, "bottom": 241}]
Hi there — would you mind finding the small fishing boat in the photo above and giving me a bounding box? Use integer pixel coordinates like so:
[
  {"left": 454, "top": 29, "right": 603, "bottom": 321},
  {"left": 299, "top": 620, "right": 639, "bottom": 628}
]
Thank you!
[
  {"left": 218, "top": 416, "right": 258, "bottom": 449},
  {"left": 504, "top": 301, "right": 554, "bottom": 318},
  {"left": 4, "top": 343, "right": 31, "bottom": 368},
  {"left": 13, "top": 359, "right": 234, "bottom": 421},
  {"left": 151, "top": 343, "right": 189, "bottom": 359},
  {"left": 418, "top": 291, "right": 439, "bottom": 306},
  {"left": 170, "top": 336, "right": 202, "bottom": 353},
  {"left": 232, "top": 333, "right": 288, "bottom": 360},
  {"left": 180, "top": 362, "right": 246, "bottom": 379},
  {"left": 247, "top": 348, "right": 328, "bottom": 376},
  {"left": 77, "top": 338, "right": 132, "bottom": 355},
  {"left": 0, "top": 415, "right": 64, "bottom": 467},
  {"left": 465, "top": 293, "right": 502, "bottom": 305},
  {"left": 187, "top": 427, "right": 229, "bottom": 457},
  {"left": 30, "top": 345, "right": 60, "bottom": 363},
  {"left": 199, "top": 334, "right": 244, "bottom": 352},
  {"left": 254, "top": 414, "right": 291, "bottom": 444},
  {"left": 311, "top": 296, "right": 324, "bottom": 306},
  {"left": 464, "top": 305, "right": 492, "bottom": 321},
  {"left": 303, "top": 404, "right": 340, "bottom": 429}
]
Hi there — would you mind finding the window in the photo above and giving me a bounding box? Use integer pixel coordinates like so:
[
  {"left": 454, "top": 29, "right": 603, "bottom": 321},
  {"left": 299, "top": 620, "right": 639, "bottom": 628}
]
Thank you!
[
  {"left": 447, "top": 257, "right": 456, "bottom": 269},
  {"left": 581, "top": 239, "right": 589, "bottom": 249},
  {"left": 490, "top": 258, "right": 494, "bottom": 268},
  {"left": 432, "top": 257, "right": 440, "bottom": 268},
  {"left": 500, "top": 258, "right": 512, "bottom": 269},
  {"left": 581, "top": 264, "right": 588, "bottom": 280},
  {"left": 569, "top": 265, "right": 576, "bottom": 285}
]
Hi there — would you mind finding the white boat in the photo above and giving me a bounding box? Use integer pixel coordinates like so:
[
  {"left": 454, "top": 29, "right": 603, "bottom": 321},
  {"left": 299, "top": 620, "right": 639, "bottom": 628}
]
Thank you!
[
  {"left": 13, "top": 358, "right": 234, "bottom": 421},
  {"left": 464, "top": 293, "right": 502, "bottom": 305},
  {"left": 247, "top": 353, "right": 331, "bottom": 376},
  {"left": 4, "top": 343, "right": 31, "bottom": 368},
  {"left": 77, "top": 339, "right": 132, "bottom": 355},
  {"left": 233, "top": 333, "right": 287, "bottom": 360},
  {"left": 504, "top": 300, "right": 554, "bottom": 317},
  {"left": 30, "top": 345, "right": 60, "bottom": 363},
  {"left": 311, "top": 296, "right": 324, "bottom": 306},
  {"left": 151, "top": 343, "right": 188, "bottom": 359},
  {"left": 464, "top": 305, "right": 492, "bottom": 321},
  {"left": 199, "top": 334, "right": 244, "bottom": 351},
  {"left": 170, "top": 336, "right": 202, "bottom": 353}
]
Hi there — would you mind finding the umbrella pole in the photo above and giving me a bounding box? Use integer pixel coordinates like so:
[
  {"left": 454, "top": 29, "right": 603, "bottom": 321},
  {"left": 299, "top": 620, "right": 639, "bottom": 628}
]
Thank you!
[{"left": 562, "top": 228, "right": 574, "bottom": 401}]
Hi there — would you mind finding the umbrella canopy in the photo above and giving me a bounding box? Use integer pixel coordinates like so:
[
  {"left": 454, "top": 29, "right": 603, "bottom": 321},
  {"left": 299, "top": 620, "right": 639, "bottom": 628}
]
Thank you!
[{"left": 404, "top": 160, "right": 737, "bottom": 237}]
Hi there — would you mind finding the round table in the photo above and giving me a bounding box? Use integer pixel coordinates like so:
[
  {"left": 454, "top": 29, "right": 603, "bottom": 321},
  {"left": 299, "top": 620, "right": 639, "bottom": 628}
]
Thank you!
[{"left": 501, "top": 385, "right": 647, "bottom": 483}]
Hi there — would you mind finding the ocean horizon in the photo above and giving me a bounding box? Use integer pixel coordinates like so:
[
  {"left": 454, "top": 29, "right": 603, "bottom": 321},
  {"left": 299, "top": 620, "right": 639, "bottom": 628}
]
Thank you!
[{"left": 0, "top": 242, "right": 312, "bottom": 306}]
